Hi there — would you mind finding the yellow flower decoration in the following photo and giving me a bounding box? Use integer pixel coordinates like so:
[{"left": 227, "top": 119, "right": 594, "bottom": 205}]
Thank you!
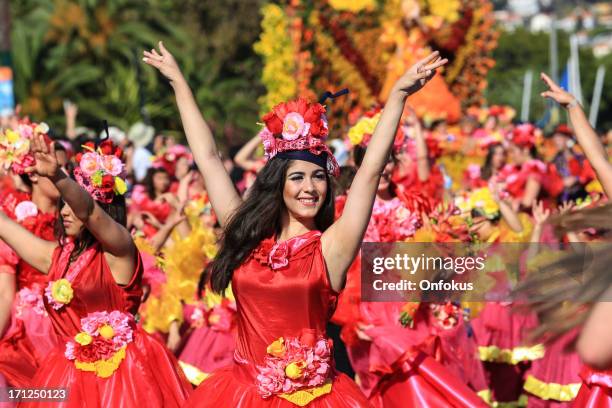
[
  {"left": 114, "top": 177, "right": 127, "bottom": 195},
  {"left": 52, "top": 279, "right": 74, "bottom": 305},
  {"left": 99, "top": 325, "right": 115, "bottom": 340},
  {"left": 328, "top": 0, "right": 377, "bottom": 13},
  {"left": 267, "top": 337, "right": 286, "bottom": 357},
  {"left": 466, "top": 188, "right": 499, "bottom": 218},
  {"left": 74, "top": 332, "right": 92, "bottom": 346},
  {"left": 347, "top": 112, "right": 382, "bottom": 146},
  {"left": 285, "top": 361, "right": 304, "bottom": 380},
  {"left": 74, "top": 347, "right": 127, "bottom": 378}
]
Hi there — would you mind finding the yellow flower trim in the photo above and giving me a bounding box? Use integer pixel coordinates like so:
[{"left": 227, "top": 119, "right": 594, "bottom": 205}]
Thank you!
[
  {"left": 266, "top": 337, "right": 286, "bottom": 358},
  {"left": 74, "top": 332, "right": 92, "bottom": 346},
  {"left": 285, "top": 361, "right": 304, "bottom": 380},
  {"left": 423, "top": 0, "right": 461, "bottom": 24},
  {"left": 478, "top": 344, "right": 545, "bottom": 365},
  {"left": 51, "top": 279, "right": 74, "bottom": 305},
  {"left": 277, "top": 381, "right": 333, "bottom": 406},
  {"left": 328, "top": 0, "right": 377, "bottom": 13},
  {"left": 254, "top": 3, "right": 297, "bottom": 113},
  {"left": 74, "top": 346, "right": 127, "bottom": 378},
  {"left": 523, "top": 375, "right": 580, "bottom": 402},
  {"left": 477, "top": 390, "right": 529, "bottom": 407},
  {"left": 99, "top": 324, "right": 115, "bottom": 340},
  {"left": 178, "top": 361, "right": 209, "bottom": 386},
  {"left": 347, "top": 112, "right": 382, "bottom": 146}
]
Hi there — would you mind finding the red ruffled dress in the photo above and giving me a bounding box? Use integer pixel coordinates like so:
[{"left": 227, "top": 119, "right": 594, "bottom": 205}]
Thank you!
[
  {"left": 573, "top": 367, "right": 612, "bottom": 407},
  {"left": 353, "top": 302, "right": 488, "bottom": 408},
  {"left": 179, "top": 290, "right": 237, "bottom": 386},
  {"left": 0, "top": 194, "right": 57, "bottom": 387},
  {"left": 185, "top": 231, "right": 372, "bottom": 407},
  {"left": 21, "top": 243, "right": 192, "bottom": 407}
]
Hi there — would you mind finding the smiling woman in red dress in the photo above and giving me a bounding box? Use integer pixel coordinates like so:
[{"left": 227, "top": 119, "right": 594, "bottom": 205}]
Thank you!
[
  {"left": 0, "top": 135, "right": 191, "bottom": 407},
  {"left": 143, "top": 41, "right": 447, "bottom": 407}
]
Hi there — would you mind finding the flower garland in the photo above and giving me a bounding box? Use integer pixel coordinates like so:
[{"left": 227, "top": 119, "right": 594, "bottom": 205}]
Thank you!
[
  {"left": 65, "top": 311, "right": 134, "bottom": 378},
  {"left": 328, "top": 0, "right": 377, "bottom": 13},
  {"left": 254, "top": 4, "right": 298, "bottom": 113},
  {"left": 0, "top": 122, "right": 49, "bottom": 174},
  {"left": 429, "top": 302, "right": 462, "bottom": 329},
  {"left": 256, "top": 332, "right": 333, "bottom": 401},
  {"left": 309, "top": 11, "right": 376, "bottom": 108},
  {"left": 399, "top": 302, "right": 420, "bottom": 328}
]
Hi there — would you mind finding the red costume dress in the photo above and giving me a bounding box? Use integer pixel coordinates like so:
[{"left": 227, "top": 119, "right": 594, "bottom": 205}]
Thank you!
[
  {"left": 185, "top": 231, "right": 372, "bottom": 407},
  {"left": 573, "top": 368, "right": 612, "bottom": 407},
  {"left": 21, "top": 243, "right": 192, "bottom": 407},
  {"left": 0, "top": 191, "right": 57, "bottom": 387}
]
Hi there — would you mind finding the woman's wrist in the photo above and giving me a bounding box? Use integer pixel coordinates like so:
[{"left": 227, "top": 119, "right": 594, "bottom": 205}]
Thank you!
[
  {"left": 49, "top": 168, "right": 67, "bottom": 184},
  {"left": 565, "top": 98, "right": 580, "bottom": 110}
]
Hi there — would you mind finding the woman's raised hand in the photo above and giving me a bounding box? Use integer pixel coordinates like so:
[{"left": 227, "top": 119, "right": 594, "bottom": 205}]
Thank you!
[
  {"left": 540, "top": 72, "right": 577, "bottom": 107},
  {"left": 24, "top": 134, "right": 59, "bottom": 179},
  {"left": 143, "top": 41, "right": 184, "bottom": 84},
  {"left": 391, "top": 51, "right": 448, "bottom": 97}
]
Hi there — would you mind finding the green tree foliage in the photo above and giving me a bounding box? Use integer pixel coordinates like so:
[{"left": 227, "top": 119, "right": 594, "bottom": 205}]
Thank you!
[
  {"left": 486, "top": 27, "right": 612, "bottom": 131},
  {"left": 10, "top": 0, "right": 265, "bottom": 146}
]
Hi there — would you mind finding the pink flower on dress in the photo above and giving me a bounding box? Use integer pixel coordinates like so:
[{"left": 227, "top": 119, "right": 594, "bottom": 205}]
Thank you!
[
  {"left": 79, "top": 152, "right": 101, "bottom": 176},
  {"left": 99, "top": 155, "right": 123, "bottom": 176},
  {"left": 268, "top": 241, "right": 290, "bottom": 270},
  {"left": 282, "top": 112, "right": 310, "bottom": 141},
  {"left": 14, "top": 200, "right": 38, "bottom": 222},
  {"left": 256, "top": 332, "right": 333, "bottom": 398}
]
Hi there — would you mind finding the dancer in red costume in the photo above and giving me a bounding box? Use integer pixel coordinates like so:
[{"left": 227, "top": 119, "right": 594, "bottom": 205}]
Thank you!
[
  {"left": 143, "top": 40, "right": 447, "bottom": 407},
  {"left": 0, "top": 122, "right": 60, "bottom": 387},
  {"left": 525, "top": 72, "right": 612, "bottom": 408},
  {"left": 0, "top": 135, "right": 191, "bottom": 407}
]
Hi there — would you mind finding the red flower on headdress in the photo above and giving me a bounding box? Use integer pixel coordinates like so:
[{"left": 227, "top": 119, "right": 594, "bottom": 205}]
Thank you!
[
  {"left": 259, "top": 97, "right": 338, "bottom": 177},
  {"left": 510, "top": 123, "right": 537, "bottom": 149}
]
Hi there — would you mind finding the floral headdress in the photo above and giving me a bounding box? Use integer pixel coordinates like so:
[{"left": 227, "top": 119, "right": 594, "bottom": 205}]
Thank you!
[
  {"left": 73, "top": 139, "right": 127, "bottom": 203},
  {"left": 0, "top": 121, "right": 50, "bottom": 174},
  {"left": 509, "top": 123, "right": 538, "bottom": 149},
  {"left": 151, "top": 144, "right": 193, "bottom": 176},
  {"left": 347, "top": 107, "right": 405, "bottom": 153},
  {"left": 260, "top": 97, "right": 339, "bottom": 176},
  {"left": 456, "top": 187, "right": 500, "bottom": 220}
]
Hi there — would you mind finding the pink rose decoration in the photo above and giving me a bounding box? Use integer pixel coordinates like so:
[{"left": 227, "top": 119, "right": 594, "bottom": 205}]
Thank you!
[
  {"left": 466, "top": 164, "right": 481, "bottom": 180},
  {"left": 79, "top": 152, "right": 100, "bottom": 176},
  {"left": 14, "top": 200, "right": 38, "bottom": 222},
  {"left": 282, "top": 112, "right": 310, "bottom": 141},
  {"left": 100, "top": 155, "right": 123, "bottom": 176},
  {"left": 268, "top": 242, "right": 289, "bottom": 270}
]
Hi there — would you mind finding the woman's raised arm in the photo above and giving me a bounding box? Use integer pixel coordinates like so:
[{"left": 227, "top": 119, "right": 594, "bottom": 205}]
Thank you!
[
  {"left": 322, "top": 51, "right": 447, "bottom": 292},
  {"left": 143, "top": 42, "right": 242, "bottom": 227},
  {"left": 541, "top": 72, "right": 612, "bottom": 198}
]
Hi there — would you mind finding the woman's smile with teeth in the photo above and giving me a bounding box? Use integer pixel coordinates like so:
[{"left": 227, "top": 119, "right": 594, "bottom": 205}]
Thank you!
[{"left": 298, "top": 197, "right": 318, "bottom": 206}]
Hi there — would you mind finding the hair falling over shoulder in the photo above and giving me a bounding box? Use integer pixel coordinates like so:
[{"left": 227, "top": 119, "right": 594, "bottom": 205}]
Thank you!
[
  {"left": 514, "top": 202, "right": 612, "bottom": 342},
  {"left": 206, "top": 158, "right": 335, "bottom": 294}
]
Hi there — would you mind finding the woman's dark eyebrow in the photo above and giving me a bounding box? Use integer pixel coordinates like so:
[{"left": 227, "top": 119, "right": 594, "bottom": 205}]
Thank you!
[{"left": 287, "top": 171, "right": 305, "bottom": 177}]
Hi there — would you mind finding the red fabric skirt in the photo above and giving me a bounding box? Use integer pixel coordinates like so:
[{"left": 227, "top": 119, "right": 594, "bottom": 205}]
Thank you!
[
  {"left": 572, "top": 367, "right": 612, "bottom": 408},
  {"left": 185, "top": 363, "right": 372, "bottom": 408},
  {"left": 0, "top": 319, "right": 39, "bottom": 387},
  {"left": 19, "top": 327, "right": 192, "bottom": 408}
]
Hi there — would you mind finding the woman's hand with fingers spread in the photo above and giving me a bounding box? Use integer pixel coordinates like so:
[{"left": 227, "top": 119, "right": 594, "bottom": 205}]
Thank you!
[
  {"left": 540, "top": 72, "right": 577, "bottom": 108},
  {"left": 532, "top": 200, "right": 551, "bottom": 226},
  {"left": 24, "top": 134, "right": 60, "bottom": 179},
  {"left": 391, "top": 51, "right": 448, "bottom": 97},
  {"left": 143, "top": 41, "right": 184, "bottom": 85}
]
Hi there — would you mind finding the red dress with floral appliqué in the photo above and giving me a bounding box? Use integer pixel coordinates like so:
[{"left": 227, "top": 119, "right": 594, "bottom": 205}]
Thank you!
[
  {"left": 185, "top": 231, "right": 371, "bottom": 407},
  {"left": 0, "top": 193, "right": 57, "bottom": 387},
  {"left": 20, "top": 244, "right": 192, "bottom": 407}
]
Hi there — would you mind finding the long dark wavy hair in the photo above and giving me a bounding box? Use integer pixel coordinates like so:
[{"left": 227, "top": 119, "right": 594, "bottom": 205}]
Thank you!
[
  {"left": 206, "top": 158, "right": 335, "bottom": 294},
  {"left": 480, "top": 143, "right": 504, "bottom": 181},
  {"left": 55, "top": 194, "right": 127, "bottom": 262},
  {"left": 143, "top": 167, "right": 170, "bottom": 199}
]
